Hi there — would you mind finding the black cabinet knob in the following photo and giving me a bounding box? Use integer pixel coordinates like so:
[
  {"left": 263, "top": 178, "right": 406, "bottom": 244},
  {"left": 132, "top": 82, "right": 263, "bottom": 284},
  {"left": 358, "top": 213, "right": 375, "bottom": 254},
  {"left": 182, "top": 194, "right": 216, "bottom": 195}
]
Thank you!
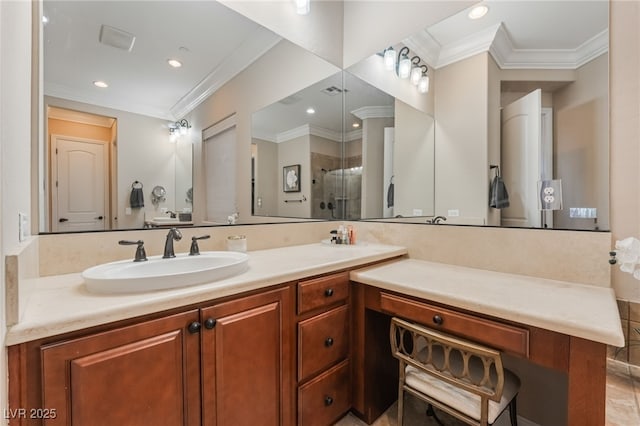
[
  {"left": 432, "top": 315, "right": 444, "bottom": 325},
  {"left": 204, "top": 318, "right": 217, "bottom": 329},
  {"left": 325, "top": 337, "right": 334, "bottom": 347},
  {"left": 188, "top": 321, "right": 201, "bottom": 334},
  {"left": 324, "top": 396, "right": 334, "bottom": 406},
  {"left": 324, "top": 288, "right": 334, "bottom": 297}
]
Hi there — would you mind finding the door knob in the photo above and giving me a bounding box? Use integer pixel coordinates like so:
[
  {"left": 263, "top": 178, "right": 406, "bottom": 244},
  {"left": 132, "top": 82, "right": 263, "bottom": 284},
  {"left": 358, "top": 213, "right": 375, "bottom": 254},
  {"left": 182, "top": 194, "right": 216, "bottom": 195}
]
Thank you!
[
  {"left": 59, "top": 218, "right": 69, "bottom": 222},
  {"left": 94, "top": 216, "right": 104, "bottom": 220}
]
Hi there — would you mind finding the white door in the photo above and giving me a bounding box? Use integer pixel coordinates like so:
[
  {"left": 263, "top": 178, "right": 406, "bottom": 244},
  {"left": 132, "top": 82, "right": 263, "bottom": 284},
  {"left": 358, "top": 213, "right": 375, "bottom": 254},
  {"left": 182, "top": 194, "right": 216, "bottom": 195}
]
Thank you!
[
  {"left": 52, "top": 136, "right": 108, "bottom": 232},
  {"left": 500, "top": 89, "right": 542, "bottom": 228},
  {"left": 203, "top": 119, "right": 236, "bottom": 223}
]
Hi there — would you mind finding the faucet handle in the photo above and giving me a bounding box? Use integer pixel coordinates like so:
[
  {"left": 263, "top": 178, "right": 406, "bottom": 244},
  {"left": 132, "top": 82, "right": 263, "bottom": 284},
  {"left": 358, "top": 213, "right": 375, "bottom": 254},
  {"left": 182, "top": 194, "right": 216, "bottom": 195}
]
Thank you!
[
  {"left": 119, "top": 240, "right": 148, "bottom": 262},
  {"left": 189, "top": 235, "right": 211, "bottom": 256}
]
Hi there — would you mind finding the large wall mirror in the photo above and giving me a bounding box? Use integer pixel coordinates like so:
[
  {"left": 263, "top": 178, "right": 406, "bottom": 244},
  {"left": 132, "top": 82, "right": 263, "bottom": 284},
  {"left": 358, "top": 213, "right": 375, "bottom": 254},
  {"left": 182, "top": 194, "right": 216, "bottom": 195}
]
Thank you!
[{"left": 36, "top": 0, "right": 609, "bottom": 234}]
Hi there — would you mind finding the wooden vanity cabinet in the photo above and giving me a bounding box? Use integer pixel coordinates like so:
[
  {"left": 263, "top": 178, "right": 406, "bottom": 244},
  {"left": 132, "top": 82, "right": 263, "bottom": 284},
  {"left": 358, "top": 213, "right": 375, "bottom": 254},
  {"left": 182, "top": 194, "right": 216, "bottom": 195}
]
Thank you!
[
  {"left": 40, "top": 310, "right": 202, "bottom": 426},
  {"left": 10, "top": 286, "right": 292, "bottom": 426},
  {"left": 200, "top": 287, "right": 292, "bottom": 426},
  {"left": 296, "top": 272, "right": 351, "bottom": 426}
]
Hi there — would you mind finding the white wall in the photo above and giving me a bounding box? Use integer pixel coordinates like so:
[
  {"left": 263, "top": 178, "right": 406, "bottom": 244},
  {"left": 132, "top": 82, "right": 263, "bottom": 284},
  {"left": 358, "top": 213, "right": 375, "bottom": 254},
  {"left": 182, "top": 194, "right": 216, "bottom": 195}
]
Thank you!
[
  {"left": 44, "top": 97, "right": 181, "bottom": 229},
  {"left": 434, "top": 53, "right": 490, "bottom": 225},
  {"left": 554, "top": 53, "right": 609, "bottom": 231},
  {"left": 393, "top": 100, "right": 435, "bottom": 218},
  {"left": 1, "top": 1, "right": 33, "bottom": 422},
  {"left": 278, "top": 135, "right": 310, "bottom": 217},
  {"left": 253, "top": 138, "right": 278, "bottom": 217},
  {"left": 361, "top": 117, "right": 394, "bottom": 218}
]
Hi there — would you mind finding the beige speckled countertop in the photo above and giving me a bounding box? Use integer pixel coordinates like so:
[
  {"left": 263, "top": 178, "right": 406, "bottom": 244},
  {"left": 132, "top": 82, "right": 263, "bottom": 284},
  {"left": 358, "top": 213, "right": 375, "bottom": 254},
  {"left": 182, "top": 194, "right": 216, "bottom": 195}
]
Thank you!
[
  {"left": 350, "top": 259, "right": 625, "bottom": 347},
  {"left": 5, "top": 242, "right": 407, "bottom": 345}
]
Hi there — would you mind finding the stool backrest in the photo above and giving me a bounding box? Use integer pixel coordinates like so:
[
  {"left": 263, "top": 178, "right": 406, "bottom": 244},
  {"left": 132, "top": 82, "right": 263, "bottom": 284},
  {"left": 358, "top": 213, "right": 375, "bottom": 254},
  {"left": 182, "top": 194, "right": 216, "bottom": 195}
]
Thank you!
[{"left": 390, "top": 317, "right": 505, "bottom": 403}]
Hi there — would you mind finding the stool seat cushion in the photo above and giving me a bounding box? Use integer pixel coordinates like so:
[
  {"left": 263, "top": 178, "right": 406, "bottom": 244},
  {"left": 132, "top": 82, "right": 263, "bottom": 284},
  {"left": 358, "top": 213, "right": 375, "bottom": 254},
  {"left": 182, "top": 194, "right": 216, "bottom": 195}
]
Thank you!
[{"left": 405, "top": 359, "right": 520, "bottom": 424}]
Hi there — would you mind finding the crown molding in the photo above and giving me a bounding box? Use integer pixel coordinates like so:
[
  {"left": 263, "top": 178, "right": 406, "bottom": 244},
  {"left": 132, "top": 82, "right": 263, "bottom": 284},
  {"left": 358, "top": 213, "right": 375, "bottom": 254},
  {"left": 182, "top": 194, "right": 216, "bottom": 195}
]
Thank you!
[
  {"left": 275, "top": 124, "right": 362, "bottom": 144},
  {"left": 407, "top": 24, "right": 608, "bottom": 71},
  {"left": 351, "top": 105, "right": 394, "bottom": 120},
  {"left": 170, "top": 27, "right": 282, "bottom": 119}
]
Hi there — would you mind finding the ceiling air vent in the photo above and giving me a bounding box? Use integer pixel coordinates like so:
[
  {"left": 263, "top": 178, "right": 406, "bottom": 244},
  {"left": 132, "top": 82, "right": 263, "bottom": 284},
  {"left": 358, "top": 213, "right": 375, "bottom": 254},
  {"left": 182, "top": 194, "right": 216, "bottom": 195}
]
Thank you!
[
  {"left": 99, "top": 25, "right": 136, "bottom": 52},
  {"left": 321, "top": 86, "right": 348, "bottom": 96}
]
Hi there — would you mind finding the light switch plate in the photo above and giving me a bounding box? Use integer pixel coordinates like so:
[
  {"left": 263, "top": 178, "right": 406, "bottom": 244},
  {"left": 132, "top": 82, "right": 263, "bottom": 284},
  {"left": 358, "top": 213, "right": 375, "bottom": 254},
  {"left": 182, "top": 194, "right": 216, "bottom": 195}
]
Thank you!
[
  {"left": 448, "top": 209, "right": 460, "bottom": 217},
  {"left": 18, "top": 212, "right": 28, "bottom": 242}
]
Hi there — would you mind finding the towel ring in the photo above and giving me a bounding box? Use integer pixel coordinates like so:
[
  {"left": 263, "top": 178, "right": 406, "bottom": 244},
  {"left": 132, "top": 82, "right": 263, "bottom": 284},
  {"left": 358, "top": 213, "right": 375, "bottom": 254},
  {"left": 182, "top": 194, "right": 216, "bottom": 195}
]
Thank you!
[{"left": 132, "top": 181, "right": 143, "bottom": 189}]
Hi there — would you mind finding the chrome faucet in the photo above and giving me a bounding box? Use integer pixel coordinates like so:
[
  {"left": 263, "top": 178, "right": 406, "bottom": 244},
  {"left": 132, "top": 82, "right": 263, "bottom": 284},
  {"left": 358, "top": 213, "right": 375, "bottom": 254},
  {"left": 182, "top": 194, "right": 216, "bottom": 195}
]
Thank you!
[
  {"left": 163, "top": 228, "right": 182, "bottom": 258},
  {"left": 427, "top": 216, "right": 447, "bottom": 224}
]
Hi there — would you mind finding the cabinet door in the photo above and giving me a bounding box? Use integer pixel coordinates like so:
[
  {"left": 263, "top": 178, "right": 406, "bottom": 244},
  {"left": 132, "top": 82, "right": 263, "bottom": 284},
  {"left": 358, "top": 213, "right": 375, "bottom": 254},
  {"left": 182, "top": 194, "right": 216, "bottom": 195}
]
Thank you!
[
  {"left": 41, "top": 310, "right": 201, "bottom": 426},
  {"left": 201, "top": 287, "right": 291, "bottom": 426}
]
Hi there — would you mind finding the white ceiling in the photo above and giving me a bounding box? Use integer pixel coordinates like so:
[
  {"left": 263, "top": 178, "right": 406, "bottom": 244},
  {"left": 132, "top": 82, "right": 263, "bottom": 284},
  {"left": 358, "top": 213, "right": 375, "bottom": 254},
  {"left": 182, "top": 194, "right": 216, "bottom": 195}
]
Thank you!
[
  {"left": 42, "top": 1, "right": 609, "bottom": 124},
  {"left": 43, "top": 1, "right": 281, "bottom": 121}
]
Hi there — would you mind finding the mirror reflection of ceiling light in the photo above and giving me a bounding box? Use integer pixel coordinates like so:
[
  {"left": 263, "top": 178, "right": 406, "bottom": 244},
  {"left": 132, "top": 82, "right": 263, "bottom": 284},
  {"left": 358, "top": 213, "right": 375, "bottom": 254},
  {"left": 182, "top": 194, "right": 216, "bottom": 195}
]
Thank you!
[
  {"left": 352, "top": 123, "right": 360, "bottom": 128},
  {"left": 169, "top": 118, "right": 191, "bottom": 142},
  {"left": 295, "top": 0, "right": 310, "bottom": 15},
  {"left": 167, "top": 59, "right": 182, "bottom": 68},
  {"left": 93, "top": 80, "right": 108, "bottom": 88},
  {"left": 42, "top": 15, "right": 49, "bottom": 24},
  {"left": 468, "top": 5, "right": 489, "bottom": 19},
  {"left": 306, "top": 107, "right": 315, "bottom": 114}
]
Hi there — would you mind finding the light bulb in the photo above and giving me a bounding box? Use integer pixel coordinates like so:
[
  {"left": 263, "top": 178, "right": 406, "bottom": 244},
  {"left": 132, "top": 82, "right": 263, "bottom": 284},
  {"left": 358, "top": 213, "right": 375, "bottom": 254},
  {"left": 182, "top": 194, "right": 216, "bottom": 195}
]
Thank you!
[
  {"left": 295, "top": 0, "right": 310, "bottom": 15},
  {"left": 383, "top": 48, "right": 396, "bottom": 71},
  {"left": 180, "top": 125, "right": 187, "bottom": 135},
  {"left": 398, "top": 56, "right": 411, "bottom": 79},
  {"left": 410, "top": 66, "right": 422, "bottom": 85},
  {"left": 418, "top": 75, "right": 430, "bottom": 93}
]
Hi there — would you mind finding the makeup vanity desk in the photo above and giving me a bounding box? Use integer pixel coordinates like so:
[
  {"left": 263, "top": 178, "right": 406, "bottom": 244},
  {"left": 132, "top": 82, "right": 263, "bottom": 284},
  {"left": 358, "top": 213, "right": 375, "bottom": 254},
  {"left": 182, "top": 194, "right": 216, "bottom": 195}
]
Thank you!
[{"left": 349, "top": 259, "right": 624, "bottom": 426}]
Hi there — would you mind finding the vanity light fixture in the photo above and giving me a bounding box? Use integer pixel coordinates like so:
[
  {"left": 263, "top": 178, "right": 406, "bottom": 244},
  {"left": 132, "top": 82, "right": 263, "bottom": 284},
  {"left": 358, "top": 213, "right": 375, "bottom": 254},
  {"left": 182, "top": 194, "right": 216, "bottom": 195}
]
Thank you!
[
  {"left": 468, "top": 5, "right": 489, "bottom": 20},
  {"left": 379, "top": 45, "right": 430, "bottom": 94},
  {"left": 167, "top": 59, "right": 182, "bottom": 68},
  {"left": 93, "top": 80, "right": 108, "bottom": 88},
  {"left": 383, "top": 47, "right": 396, "bottom": 71},
  {"left": 295, "top": 0, "right": 310, "bottom": 15},
  {"left": 397, "top": 47, "right": 412, "bottom": 79},
  {"left": 169, "top": 118, "right": 191, "bottom": 142}
]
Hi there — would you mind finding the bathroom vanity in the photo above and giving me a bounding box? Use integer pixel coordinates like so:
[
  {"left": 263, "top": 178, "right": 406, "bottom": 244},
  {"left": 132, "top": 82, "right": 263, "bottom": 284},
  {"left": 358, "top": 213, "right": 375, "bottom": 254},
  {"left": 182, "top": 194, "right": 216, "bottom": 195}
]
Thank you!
[{"left": 6, "top": 244, "right": 622, "bottom": 426}]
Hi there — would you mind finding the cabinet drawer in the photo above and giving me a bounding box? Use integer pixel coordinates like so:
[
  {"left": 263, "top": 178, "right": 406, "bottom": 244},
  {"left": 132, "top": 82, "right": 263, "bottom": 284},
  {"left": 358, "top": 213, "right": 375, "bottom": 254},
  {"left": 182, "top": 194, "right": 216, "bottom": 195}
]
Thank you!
[
  {"left": 298, "top": 305, "right": 349, "bottom": 381},
  {"left": 298, "top": 359, "right": 350, "bottom": 426},
  {"left": 380, "top": 292, "right": 529, "bottom": 357},
  {"left": 298, "top": 272, "right": 349, "bottom": 314}
]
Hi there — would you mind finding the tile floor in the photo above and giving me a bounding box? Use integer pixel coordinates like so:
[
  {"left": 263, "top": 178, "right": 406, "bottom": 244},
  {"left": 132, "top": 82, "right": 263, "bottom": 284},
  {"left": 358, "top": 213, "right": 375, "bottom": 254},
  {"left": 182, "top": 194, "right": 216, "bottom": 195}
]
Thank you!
[{"left": 336, "top": 359, "right": 640, "bottom": 426}]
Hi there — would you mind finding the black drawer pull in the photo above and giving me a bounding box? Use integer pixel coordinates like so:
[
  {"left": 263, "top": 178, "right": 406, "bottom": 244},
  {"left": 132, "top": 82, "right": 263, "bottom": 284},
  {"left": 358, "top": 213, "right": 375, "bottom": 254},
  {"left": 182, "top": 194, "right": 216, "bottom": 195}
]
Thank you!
[
  {"left": 324, "top": 396, "right": 334, "bottom": 406},
  {"left": 432, "top": 315, "right": 443, "bottom": 325},
  {"left": 324, "top": 288, "right": 334, "bottom": 297},
  {"left": 325, "top": 337, "right": 334, "bottom": 347}
]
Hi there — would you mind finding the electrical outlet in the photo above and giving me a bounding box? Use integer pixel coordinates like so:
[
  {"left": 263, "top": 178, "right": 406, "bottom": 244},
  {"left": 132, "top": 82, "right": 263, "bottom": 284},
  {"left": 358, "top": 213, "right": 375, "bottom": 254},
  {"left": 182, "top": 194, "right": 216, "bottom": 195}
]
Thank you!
[
  {"left": 448, "top": 209, "right": 460, "bottom": 217},
  {"left": 412, "top": 209, "right": 423, "bottom": 216},
  {"left": 18, "top": 212, "right": 28, "bottom": 242},
  {"left": 125, "top": 207, "right": 132, "bottom": 215}
]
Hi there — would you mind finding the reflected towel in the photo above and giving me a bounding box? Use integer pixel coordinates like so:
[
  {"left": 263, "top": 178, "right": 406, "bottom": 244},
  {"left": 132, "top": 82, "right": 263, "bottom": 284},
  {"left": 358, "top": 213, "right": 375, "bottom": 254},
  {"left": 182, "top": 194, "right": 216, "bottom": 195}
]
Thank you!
[
  {"left": 489, "top": 175, "right": 509, "bottom": 209},
  {"left": 387, "top": 182, "right": 394, "bottom": 208},
  {"left": 130, "top": 186, "right": 144, "bottom": 208}
]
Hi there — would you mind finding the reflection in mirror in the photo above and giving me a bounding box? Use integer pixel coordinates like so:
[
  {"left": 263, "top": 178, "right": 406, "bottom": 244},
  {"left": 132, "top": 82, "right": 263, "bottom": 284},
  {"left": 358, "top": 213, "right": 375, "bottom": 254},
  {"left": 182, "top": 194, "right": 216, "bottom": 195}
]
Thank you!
[
  {"left": 252, "top": 72, "right": 431, "bottom": 221},
  {"left": 38, "top": 0, "right": 277, "bottom": 233},
  {"left": 349, "top": 0, "right": 609, "bottom": 231}
]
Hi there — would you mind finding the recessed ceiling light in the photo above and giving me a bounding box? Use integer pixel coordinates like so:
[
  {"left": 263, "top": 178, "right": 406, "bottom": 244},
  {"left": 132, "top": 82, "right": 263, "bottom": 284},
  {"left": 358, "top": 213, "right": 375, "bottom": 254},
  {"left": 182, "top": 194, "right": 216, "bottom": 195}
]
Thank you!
[
  {"left": 93, "top": 81, "right": 108, "bottom": 88},
  {"left": 468, "top": 5, "right": 489, "bottom": 20},
  {"left": 167, "top": 59, "right": 182, "bottom": 68},
  {"left": 352, "top": 123, "right": 360, "bottom": 128},
  {"left": 306, "top": 107, "right": 315, "bottom": 114}
]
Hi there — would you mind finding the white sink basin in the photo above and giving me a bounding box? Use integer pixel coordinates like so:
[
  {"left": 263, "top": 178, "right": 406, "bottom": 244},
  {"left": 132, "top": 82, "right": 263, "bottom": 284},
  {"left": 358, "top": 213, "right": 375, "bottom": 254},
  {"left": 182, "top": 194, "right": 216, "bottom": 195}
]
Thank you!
[{"left": 82, "top": 251, "right": 249, "bottom": 294}]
